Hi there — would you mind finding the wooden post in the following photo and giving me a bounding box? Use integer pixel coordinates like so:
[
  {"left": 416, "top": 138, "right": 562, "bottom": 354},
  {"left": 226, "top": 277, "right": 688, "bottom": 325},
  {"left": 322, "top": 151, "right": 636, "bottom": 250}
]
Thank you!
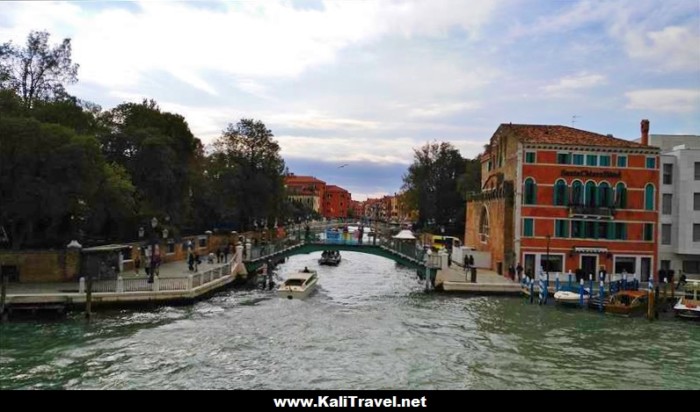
[
  {"left": 85, "top": 273, "right": 93, "bottom": 320},
  {"left": 647, "top": 277, "right": 654, "bottom": 321},
  {"left": 579, "top": 279, "right": 585, "bottom": 308},
  {"left": 599, "top": 280, "right": 604, "bottom": 312},
  {"left": 1, "top": 266, "right": 7, "bottom": 322}
]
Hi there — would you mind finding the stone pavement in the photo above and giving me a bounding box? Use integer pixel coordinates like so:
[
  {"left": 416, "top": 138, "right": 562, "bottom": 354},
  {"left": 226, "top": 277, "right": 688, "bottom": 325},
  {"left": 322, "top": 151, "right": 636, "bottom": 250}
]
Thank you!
[{"left": 436, "top": 263, "right": 523, "bottom": 294}]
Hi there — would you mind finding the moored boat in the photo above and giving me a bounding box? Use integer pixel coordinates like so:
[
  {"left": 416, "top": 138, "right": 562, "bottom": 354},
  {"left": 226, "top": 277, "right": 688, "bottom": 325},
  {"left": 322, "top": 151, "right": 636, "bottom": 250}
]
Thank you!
[
  {"left": 277, "top": 269, "right": 319, "bottom": 300},
  {"left": 553, "top": 286, "right": 591, "bottom": 306},
  {"left": 674, "top": 280, "right": 700, "bottom": 320},
  {"left": 604, "top": 290, "right": 648, "bottom": 316}
]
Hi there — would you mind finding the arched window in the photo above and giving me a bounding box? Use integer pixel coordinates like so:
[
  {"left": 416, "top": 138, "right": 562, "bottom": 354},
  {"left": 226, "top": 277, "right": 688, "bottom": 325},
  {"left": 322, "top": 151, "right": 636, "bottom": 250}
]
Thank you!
[
  {"left": 479, "top": 206, "right": 489, "bottom": 242},
  {"left": 615, "top": 182, "right": 627, "bottom": 209},
  {"left": 585, "top": 181, "right": 597, "bottom": 207},
  {"left": 645, "top": 184, "right": 655, "bottom": 211},
  {"left": 598, "top": 182, "right": 611, "bottom": 208},
  {"left": 553, "top": 179, "right": 568, "bottom": 206},
  {"left": 524, "top": 178, "right": 537, "bottom": 205},
  {"left": 571, "top": 180, "right": 583, "bottom": 206}
]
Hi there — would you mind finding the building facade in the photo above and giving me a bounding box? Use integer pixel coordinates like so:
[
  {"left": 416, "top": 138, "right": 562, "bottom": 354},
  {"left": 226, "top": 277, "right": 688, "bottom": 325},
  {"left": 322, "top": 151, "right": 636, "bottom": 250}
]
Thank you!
[
  {"left": 466, "top": 121, "right": 660, "bottom": 281},
  {"left": 324, "top": 185, "right": 351, "bottom": 218},
  {"left": 653, "top": 135, "right": 700, "bottom": 278},
  {"left": 284, "top": 174, "right": 327, "bottom": 215}
]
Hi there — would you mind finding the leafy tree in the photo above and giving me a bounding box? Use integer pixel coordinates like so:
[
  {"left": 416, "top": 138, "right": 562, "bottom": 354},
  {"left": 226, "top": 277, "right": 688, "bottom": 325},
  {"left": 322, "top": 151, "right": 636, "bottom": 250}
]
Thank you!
[
  {"left": 212, "top": 119, "right": 286, "bottom": 231},
  {"left": 401, "top": 141, "right": 468, "bottom": 235},
  {"left": 0, "top": 30, "right": 79, "bottom": 109}
]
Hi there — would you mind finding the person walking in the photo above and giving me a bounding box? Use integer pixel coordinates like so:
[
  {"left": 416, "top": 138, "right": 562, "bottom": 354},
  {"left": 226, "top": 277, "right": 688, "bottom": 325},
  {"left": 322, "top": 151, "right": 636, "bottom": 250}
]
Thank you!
[
  {"left": 516, "top": 262, "right": 523, "bottom": 283},
  {"left": 134, "top": 248, "right": 142, "bottom": 275}
]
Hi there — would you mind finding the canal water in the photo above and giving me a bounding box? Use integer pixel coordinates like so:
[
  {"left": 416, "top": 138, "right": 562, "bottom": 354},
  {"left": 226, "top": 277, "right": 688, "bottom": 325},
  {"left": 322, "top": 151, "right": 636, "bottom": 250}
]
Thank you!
[{"left": 1, "top": 252, "right": 699, "bottom": 390}]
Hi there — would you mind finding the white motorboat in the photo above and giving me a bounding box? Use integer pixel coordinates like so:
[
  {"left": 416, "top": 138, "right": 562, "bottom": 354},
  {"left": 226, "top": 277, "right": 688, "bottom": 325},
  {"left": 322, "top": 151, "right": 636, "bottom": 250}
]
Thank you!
[
  {"left": 674, "top": 280, "right": 700, "bottom": 320},
  {"left": 278, "top": 269, "right": 319, "bottom": 300},
  {"left": 553, "top": 286, "right": 591, "bottom": 306}
]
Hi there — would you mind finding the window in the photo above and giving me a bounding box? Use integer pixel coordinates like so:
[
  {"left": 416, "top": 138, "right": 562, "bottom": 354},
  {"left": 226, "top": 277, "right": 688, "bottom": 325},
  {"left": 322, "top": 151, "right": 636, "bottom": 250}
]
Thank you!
[
  {"left": 683, "top": 260, "right": 700, "bottom": 274},
  {"left": 167, "top": 240, "right": 175, "bottom": 254},
  {"left": 541, "top": 255, "right": 563, "bottom": 273},
  {"left": 523, "top": 218, "right": 534, "bottom": 237},
  {"left": 598, "top": 182, "right": 611, "bottom": 208},
  {"left": 615, "top": 257, "right": 636, "bottom": 275},
  {"left": 585, "top": 181, "right": 597, "bottom": 207},
  {"left": 487, "top": 160, "right": 492, "bottom": 171},
  {"left": 643, "top": 223, "right": 654, "bottom": 241},
  {"left": 555, "top": 219, "right": 568, "bottom": 238},
  {"left": 599, "top": 155, "right": 611, "bottom": 166},
  {"left": 571, "top": 220, "right": 583, "bottom": 238},
  {"left": 662, "top": 194, "right": 672, "bottom": 215},
  {"left": 663, "top": 164, "right": 673, "bottom": 184},
  {"left": 614, "top": 222, "right": 627, "bottom": 240},
  {"left": 479, "top": 206, "right": 489, "bottom": 242},
  {"left": 525, "top": 152, "right": 536, "bottom": 163},
  {"left": 198, "top": 237, "right": 207, "bottom": 248},
  {"left": 660, "top": 260, "right": 671, "bottom": 271},
  {"left": 571, "top": 181, "right": 583, "bottom": 206},
  {"left": 586, "top": 221, "right": 597, "bottom": 239},
  {"left": 553, "top": 179, "right": 568, "bottom": 206},
  {"left": 586, "top": 154, "right": 598, "bottom": 166},
  {"left": 644, "top": 184, "right": 655, "bottom": 211},
  {"left": 617, "top": 155, "right": 627, "bottom": 167},
  {"left": 615, "top": 182, "right": 627, "bottom": 209},
  {"left": 598, "top": 222, "right": 609, "bottom": 239},
  {"left": 695, "top": 193, "right": 700, "bottom": 211},
  {"left": 696, "top": 162, "right": 700, "bottom": 180},
  {"left": 573, "top": 154, "right": 584, "bottom": 165},
  {"left": 695, "top": 224, "right": 700, "bottom": 242},
  {"left": 524, "top": 178, "right": 537, "bottom": 205},
  {"left": 661, "top": 224, "right": 671, "bottom": 245},
  {"left": 120, "top": 248, "right": 133, "bottom": 262},
  {"left": 646, "top": 157, "right": 656, "bottom": 169},
  {"left": 557, "top": 152, "right": 570, "bottom": 164}
]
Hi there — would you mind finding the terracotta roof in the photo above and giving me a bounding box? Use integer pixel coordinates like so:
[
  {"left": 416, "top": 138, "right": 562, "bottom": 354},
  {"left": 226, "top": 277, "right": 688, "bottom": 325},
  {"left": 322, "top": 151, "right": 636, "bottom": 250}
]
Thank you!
[
  {"left": 497, "top": 124, "right": 647, "bottom": 148},
  {"left": 284, "top": 175, "right": 326, "bottom": 185},
  {"left": 326, "top": 185, "right": 348, "bottom": 192}
]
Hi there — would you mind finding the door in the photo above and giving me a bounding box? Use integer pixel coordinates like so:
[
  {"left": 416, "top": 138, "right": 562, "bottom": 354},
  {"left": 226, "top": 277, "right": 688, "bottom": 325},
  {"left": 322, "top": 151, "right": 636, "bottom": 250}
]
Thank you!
[
  {"left": 641, "top": 257, "right": 651, "bottom": 282},
  {"left": 524, "top": 254, "right": 536, "bottom": 278},
  {"left": 581, "top": 255, "right": 597, "bottom": 279}
]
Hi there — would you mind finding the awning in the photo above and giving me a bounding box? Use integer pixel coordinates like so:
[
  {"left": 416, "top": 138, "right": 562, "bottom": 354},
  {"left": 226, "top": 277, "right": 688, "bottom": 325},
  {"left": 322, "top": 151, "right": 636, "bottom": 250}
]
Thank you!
[
  {"left": 393, "top": 230, "right": 416, "bottom": 240},
  {"left": 573, "top": 247, "right": 608, "bottom": 254}
]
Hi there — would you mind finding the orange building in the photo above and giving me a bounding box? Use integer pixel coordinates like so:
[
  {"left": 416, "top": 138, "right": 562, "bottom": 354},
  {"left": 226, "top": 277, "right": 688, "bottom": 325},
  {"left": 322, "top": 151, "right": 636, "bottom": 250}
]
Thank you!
[
  {"left": 465, "top": 120, "right": 660, "bottom": 281},
  {"left": 324, "top": 185, "right": 351, "bottom": 218},
  {"left": 284, "top": 174, "right": 327, "bottom": 215}
]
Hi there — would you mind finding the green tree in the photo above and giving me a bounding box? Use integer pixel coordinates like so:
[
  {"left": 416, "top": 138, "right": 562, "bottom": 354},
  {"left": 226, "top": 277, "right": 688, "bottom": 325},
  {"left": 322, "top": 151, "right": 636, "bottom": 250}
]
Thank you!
[
  {"left": 401, "top": 141, "right": 468, "bottom": 235},
  {"left": 0, "top": 30, "right": 79, "bottom": 109},
  {"left": 0, "top": 115, "right": 125, "bottom": 249},
  {"left": 212, "top": 119, "right": 286, "bottom": 231}
]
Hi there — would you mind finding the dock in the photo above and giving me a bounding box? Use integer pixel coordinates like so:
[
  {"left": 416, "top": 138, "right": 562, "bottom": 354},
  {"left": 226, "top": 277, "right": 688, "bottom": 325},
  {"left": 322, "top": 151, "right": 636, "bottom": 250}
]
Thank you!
[{"left": 435, "top": 265, "right": 522, "bottom": 294}]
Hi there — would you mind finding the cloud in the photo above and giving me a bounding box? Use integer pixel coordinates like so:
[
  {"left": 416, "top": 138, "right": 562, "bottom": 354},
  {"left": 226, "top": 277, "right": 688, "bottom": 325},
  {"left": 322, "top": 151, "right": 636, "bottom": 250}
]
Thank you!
[
  {"left": 542, "top": 72, "right": 606, "bottom": 94},
  {"left": 625, "top": 89, "right": 700, "bottom": 113},
  {"left": 621, "top": 25, "right": 700, "bottom": 72}
]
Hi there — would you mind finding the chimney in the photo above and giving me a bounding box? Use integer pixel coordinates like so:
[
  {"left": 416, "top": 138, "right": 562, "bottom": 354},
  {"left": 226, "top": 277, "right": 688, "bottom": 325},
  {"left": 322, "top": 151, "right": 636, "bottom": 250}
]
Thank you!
[{"left": 641, "top": 119, "right": 649, "bottom": 146}]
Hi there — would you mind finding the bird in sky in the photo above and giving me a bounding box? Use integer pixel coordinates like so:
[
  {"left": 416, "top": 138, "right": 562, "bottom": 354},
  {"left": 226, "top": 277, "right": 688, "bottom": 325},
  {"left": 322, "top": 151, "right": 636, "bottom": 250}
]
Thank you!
[{"left": 338, "top": 163, "right": 349, "bottom": 168}]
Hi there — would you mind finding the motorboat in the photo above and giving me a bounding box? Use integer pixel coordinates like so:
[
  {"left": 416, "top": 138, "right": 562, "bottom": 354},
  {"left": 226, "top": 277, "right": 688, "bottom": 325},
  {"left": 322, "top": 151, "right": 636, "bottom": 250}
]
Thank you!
[
  {"left": 318, "top": 250, "right": 341, "bottom": 266},
  {"left": 553, "top": 286, "right": 591, "bottom": 306},
  {"left": 604, "top": 290, "right": 648, "bottom": 316},
  {"left": 674, "top": 280, "right": 700, "bottom": 320},
  {"left": 277, "top": 269, "right": 318, "bottom": 300}
]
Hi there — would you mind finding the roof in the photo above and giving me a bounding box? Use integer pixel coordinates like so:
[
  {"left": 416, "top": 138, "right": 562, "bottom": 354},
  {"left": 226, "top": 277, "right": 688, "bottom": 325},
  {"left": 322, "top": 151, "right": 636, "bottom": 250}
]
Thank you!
[
  {"left": 326, "top": 185, "right": 349, "bottom": 193},
  {"left": 497, "top": 123, "right": 648, "bottom": 149},
  {"left": 393, "top": 230, "right": 416, "bottom": 240},
  {"left": 284, "top": 175, "right": 326, "bottom": 185},
  {"left": 82, "top": 244, "right": 132, "bottom": 253}
]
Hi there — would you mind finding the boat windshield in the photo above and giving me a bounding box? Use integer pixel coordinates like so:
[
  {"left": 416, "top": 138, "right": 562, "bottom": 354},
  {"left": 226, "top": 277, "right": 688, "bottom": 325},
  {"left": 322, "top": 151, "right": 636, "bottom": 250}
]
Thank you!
[
  {"left": 284, "top": 279, "right": 305, "bottom": 287},
  {"left": 305, "top": 275, "right": 318, "bottom": 285}
]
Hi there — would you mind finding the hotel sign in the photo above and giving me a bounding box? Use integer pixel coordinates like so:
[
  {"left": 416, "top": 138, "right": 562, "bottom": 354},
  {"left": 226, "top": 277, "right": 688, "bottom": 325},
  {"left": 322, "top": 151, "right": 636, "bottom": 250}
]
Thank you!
[{"left": 561, "top": 170, "right": 621, "bottom": 178}]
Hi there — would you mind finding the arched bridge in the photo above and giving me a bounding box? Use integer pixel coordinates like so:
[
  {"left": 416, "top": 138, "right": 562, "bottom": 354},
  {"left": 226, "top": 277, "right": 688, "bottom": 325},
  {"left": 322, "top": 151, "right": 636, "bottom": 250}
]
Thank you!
[{"left": 242, "top": 226, "right": 439, "bottom": 279}]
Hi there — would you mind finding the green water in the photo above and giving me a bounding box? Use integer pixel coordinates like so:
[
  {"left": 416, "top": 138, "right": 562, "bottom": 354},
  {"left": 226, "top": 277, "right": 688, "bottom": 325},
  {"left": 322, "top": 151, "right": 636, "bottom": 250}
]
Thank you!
[{"left": 1, "top": 252, "right": 698, "bottom": 390}]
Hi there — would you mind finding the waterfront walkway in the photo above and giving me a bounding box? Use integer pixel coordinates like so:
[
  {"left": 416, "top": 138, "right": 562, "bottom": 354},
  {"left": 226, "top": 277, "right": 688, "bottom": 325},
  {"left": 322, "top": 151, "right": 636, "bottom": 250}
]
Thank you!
[{"left": 435, "top": 263, "right": 523, "bottom": 294}]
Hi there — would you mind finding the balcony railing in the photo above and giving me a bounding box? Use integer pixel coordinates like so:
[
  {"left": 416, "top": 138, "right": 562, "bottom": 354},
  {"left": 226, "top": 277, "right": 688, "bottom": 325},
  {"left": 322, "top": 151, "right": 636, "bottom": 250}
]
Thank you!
[{"left": 568, "top": 205, "right": 615, "bottom": 219}]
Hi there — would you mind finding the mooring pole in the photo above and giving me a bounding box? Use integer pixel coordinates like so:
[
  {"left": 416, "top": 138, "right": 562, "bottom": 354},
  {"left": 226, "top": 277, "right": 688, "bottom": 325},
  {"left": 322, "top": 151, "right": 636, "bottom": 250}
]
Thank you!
[
  {"left": 0, "top": 265, "right": 7, "bottom": 322},
  {"left": 85, "top": 273, "right": 93, "bottom": 320}
]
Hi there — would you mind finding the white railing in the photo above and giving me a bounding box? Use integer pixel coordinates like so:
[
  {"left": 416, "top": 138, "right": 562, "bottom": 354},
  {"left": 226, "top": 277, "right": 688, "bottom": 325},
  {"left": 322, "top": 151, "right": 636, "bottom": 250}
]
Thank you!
[{"left": 78, "top": 263, "right": 233, "bottom": 296}]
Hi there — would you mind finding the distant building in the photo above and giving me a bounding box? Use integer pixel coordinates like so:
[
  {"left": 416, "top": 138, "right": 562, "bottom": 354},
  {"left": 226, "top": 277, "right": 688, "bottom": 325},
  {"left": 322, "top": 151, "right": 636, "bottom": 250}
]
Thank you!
[
  {"left": 284, "top": 174, "right": 327, "bottom": 215},
  {"left": 651, "top": 135, "right": 700, "bottom": 278},
  {"left": 465, "top": 120, "right": 660, "bottom": 281},
  {"left": 324, "top": 185, "right": 351, "bottom": 218}
]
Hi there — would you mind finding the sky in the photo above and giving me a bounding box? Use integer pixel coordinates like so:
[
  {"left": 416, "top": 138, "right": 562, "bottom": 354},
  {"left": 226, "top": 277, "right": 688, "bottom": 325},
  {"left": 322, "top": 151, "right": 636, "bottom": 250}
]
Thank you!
[{"left": 1, "top": 0, "right": 699, "bottom": 201}]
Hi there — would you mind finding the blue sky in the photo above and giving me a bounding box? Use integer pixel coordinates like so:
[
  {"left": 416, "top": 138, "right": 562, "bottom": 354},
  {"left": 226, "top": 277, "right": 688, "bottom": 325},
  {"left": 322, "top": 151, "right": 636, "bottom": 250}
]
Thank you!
[{"left": 1, "top": 0, "right": 698, "bottom": 200}]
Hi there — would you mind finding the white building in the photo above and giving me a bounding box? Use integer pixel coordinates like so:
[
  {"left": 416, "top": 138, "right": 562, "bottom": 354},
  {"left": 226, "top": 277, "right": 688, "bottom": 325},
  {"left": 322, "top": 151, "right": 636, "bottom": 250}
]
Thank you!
[{"left": 651, "top": 135, "right": 700, "bottom": 279}]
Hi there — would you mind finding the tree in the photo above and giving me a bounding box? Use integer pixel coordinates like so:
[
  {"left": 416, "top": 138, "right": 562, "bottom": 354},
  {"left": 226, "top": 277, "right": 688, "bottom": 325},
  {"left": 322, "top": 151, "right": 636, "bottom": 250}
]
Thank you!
[
  {"left": 401, "top": 141, "right": 468, "bottom": 235},
  {"left": 0, "top": 30, "right": 79, "bottom": 109},
  {"left": 212, "top": 119, "right": 286, "bottom": 231}
]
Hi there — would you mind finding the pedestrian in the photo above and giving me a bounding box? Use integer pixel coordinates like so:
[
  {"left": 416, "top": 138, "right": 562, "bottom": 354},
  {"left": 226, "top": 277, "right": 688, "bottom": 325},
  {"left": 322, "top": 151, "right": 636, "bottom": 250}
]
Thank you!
[
  {"left": 144, "top": 247, "right": 151, "bottom": 277},
  {"left": 134, "top": 248, "right": 141, "bottom": 275},
  {"left": 508, "top": 264, "right": 516, "bottom": 281},
  {"left": 188, "top": 249, "right": 195, "bottom": 272},
  {"left": 468, "top": 255, "right": 474, "bottom": 268},
  {"left": 516, "top": 262, "right": 523, "bottom": 283},
  {"left": 193, "top": 251, "right": 200, "bottom": 272},
  {"left": 447, "top": 249, "right": 452, "bottom": 267},
  {"left": 224, "top": 244, "right": 231, "bottom": 263},
  {"left": 676, "top": 271, "right": 687, "bottom": 290},
  {"left": 598, "top": 266, "right": 607, "bottom": 282}
]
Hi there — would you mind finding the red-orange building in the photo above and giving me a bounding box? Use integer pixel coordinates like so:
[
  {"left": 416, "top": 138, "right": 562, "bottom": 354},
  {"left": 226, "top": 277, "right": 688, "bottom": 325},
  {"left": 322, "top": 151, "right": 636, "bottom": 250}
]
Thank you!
[
  {"left": 324, "top": 185, "right": 351, "bottom": 218},
  {"left": 284, "top": 174, "right": 327, "bottom": 215},
  {"left": 466, "top": 120, "right": 660, "bottom": 281}
]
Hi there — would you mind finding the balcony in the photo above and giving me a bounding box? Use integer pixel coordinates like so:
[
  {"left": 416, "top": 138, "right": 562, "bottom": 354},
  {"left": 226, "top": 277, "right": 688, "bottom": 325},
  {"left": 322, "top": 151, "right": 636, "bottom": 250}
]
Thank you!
[{"left": 568, "top": 205, "right": 615, "bottom": 219}]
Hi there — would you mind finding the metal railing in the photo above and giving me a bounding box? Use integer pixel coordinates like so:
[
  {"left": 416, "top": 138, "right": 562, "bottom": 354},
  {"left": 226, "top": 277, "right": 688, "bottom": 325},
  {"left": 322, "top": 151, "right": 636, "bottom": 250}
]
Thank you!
[{"left": 568, "top": 205, "right": 615, "bottom": 218}]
